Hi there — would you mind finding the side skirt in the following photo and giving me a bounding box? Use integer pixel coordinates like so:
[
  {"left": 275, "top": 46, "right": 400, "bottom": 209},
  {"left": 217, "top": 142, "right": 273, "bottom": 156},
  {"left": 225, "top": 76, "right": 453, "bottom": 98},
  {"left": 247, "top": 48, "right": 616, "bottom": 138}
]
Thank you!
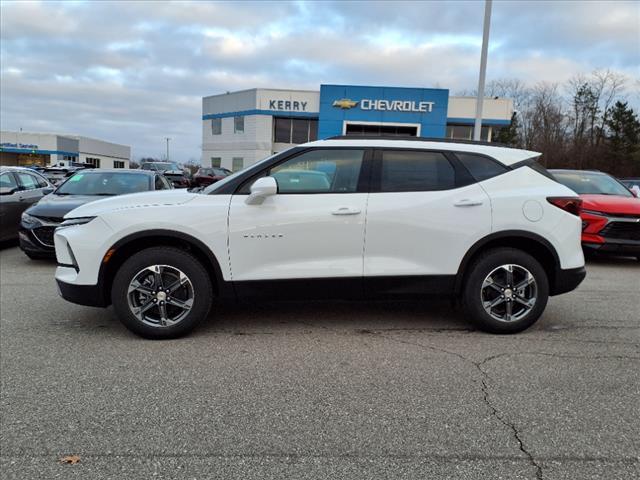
[{"left": 231, "top": 275, "right": 457, "bottom": 301}]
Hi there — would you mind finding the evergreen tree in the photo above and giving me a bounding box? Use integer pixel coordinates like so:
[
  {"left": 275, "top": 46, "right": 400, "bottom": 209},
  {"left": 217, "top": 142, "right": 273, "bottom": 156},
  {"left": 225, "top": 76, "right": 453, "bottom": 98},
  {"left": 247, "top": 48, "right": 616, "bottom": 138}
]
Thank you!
[
  {"left": 605, "top": 101, "right": 640, "bottom": 155},
  {"left": 494, "top": 112, "right": 520, "bottom": 146}
]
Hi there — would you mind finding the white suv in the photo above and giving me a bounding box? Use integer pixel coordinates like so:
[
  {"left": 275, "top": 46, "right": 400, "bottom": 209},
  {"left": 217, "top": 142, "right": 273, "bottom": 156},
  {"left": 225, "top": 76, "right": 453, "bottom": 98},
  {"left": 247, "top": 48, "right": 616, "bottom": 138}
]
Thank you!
[{"left": 54, "top": 138, "right": 586, "bottom": 338}]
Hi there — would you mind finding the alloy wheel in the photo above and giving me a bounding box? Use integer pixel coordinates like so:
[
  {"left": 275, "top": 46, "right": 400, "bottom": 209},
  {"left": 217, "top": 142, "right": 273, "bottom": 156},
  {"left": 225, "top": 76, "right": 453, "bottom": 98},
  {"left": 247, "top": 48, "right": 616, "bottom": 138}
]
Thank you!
[
  {"left": 481, "top": 264, "right": 538, "bottom": 323},
  {"left": 127, "top": 265, "right": 194, "bottom": 327}
]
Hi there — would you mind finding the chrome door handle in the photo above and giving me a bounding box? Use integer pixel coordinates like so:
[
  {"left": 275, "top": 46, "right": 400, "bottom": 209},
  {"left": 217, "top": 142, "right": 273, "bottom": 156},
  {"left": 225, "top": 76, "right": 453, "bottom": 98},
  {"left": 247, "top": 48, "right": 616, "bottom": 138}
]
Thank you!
[
  {"left": 454, "top": 199, "right": 483, "bottom": 207},
  {"left": 331, "top": 207, "right": 361, "bottom": 215}
]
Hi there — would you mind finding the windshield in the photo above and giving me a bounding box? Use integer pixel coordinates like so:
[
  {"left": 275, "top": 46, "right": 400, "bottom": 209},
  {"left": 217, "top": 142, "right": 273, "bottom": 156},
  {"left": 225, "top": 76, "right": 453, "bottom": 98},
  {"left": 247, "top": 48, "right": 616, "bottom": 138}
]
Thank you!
[
  {"left": 552, "top": 171, "right": 633, "bottom": 197},
  {"left": 56, "top": 172, "right": 151, "bottom": 195},
  {"left": 142, "top": 162, "right": 180, "bottom": 172}
]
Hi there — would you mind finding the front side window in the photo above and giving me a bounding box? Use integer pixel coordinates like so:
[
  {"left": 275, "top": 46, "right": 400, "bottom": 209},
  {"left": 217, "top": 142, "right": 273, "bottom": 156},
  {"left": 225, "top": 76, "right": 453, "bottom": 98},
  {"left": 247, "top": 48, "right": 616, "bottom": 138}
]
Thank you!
[
  {"left": 269, "top": 149, "right": 364, "bottom": 194},
  {"left": 457, "top": 152, "right": 508, "bottom": 182},
  {"left": 211, "top": 118, "right": 222, "bottom": 135},
  {"left": 234, "top": 116, "right": 244, "bottom": 134},
  {"left": 16, "top": 172, "right": 38, "bottom": 190},
  {"left": 380, "top": 150, "right": 455, "bottom": 192}
]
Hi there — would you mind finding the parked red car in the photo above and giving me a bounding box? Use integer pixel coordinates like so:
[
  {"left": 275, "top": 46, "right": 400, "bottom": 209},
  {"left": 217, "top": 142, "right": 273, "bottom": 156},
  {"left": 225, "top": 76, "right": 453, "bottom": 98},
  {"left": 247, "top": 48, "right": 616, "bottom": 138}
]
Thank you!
[
  {"left": 192, "top": 167, "right": 232, "bottom": 187},
  {"left": 551, "top": 169, "right": 640, "bottom": 260}
]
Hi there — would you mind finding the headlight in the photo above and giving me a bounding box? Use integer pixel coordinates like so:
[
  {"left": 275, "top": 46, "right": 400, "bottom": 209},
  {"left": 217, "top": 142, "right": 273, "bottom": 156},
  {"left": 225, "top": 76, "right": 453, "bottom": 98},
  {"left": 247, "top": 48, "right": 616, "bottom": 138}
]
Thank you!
[
  {"left": 21, "top": 212, "right": 41, "bottom": 226},
  {"left": 58, "top": 216, "right": 96, "bottom": 228}
]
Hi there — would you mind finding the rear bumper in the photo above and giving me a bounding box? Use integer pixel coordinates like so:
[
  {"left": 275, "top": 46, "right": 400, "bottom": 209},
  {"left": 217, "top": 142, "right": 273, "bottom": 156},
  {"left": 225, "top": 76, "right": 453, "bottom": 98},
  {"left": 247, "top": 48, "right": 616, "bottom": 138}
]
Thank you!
[
  {"left": 551, "top": 266, "right": 586, "bottom": 296},
  {"left": 56, "top": 278, "right": 108, "bottom": 307}
]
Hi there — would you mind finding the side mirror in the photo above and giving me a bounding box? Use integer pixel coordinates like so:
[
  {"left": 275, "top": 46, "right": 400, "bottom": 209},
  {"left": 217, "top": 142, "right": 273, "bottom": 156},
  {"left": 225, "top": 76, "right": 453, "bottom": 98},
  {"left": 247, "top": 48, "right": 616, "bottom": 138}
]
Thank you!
[
  {"left": 630, "top": 186, "right": 639, "bottom": 198},
  {"left": 42, "top": 187, "right": 54, "bottom": 195},
  {"left": 245, "top": 176, "right": 278, "bottom": 205},
  {"left": 0, "top": 186, "right": 16, "bottom": 196}
]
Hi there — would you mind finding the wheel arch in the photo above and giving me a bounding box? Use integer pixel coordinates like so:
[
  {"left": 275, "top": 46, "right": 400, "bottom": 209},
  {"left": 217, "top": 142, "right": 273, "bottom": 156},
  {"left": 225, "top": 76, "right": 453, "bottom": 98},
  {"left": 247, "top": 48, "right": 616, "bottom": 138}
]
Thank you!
[
  {"left": 455, "top": 230, "right": 561, "bottom": 295},
  {"left": 98, "top": 229, "right": 230, "bottom": 306}
]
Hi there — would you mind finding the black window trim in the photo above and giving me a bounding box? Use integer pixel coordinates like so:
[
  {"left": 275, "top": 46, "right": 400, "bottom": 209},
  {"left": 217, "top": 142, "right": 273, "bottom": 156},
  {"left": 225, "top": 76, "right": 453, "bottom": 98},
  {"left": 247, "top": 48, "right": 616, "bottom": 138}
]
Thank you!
[
  {"left": 232, "top": 147, "right": 374, "bottom": 195},
  {"left": 370, "top": 147, "right": 475, "bottom": 193}
]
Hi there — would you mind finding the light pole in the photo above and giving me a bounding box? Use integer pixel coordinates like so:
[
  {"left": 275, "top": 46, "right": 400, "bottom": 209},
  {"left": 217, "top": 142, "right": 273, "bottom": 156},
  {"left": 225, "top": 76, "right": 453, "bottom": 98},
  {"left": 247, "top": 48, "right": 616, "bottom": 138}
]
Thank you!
[
  {"left": 165, "top": 137, "right": 171, "bottom": 161},
  {"left": 473, "top": 0, "right": 492, "bottom": 141}
]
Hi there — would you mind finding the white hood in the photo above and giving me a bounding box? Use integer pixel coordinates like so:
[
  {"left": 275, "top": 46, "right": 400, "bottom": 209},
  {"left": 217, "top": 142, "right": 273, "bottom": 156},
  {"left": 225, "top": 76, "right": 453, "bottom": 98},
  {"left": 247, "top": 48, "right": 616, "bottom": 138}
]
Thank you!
[{"left": 64, "top": 189, "right": 197, "bottom": 219}]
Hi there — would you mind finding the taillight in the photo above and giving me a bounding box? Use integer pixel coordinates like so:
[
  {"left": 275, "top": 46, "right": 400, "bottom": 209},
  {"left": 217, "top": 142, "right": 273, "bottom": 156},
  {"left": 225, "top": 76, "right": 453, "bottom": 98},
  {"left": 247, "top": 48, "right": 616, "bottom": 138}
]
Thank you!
[{"left": 547, "top": 197, "right": 582, "bottom": 216}]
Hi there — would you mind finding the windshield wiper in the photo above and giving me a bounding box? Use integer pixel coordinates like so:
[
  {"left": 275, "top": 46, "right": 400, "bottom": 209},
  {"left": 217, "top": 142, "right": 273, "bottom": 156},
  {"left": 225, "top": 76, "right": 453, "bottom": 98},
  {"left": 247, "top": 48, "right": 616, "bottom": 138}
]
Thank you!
[{"left": 92, "top": 193, "right": 116, "bottom": 196}]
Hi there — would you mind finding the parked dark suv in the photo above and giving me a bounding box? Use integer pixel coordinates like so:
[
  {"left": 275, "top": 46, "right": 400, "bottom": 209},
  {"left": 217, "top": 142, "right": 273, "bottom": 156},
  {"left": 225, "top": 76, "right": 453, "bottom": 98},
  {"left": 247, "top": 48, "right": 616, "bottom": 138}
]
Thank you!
[
  {"left": 19, "top": 169, "right": 172, "bottom": 258},
  {"left": 192, "top": 167, "right": 232, "bottom": 187},
  {"left": 140, "top": 161, "right": 191, "bottom": 188}
]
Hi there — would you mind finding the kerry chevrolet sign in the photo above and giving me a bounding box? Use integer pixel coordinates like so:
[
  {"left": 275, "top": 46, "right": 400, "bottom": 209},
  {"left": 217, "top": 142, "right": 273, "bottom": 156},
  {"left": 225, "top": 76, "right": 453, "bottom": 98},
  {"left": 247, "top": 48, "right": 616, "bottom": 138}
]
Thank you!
[
  {"left": 332, "top": 98, "right": 435, "bottom": 113},
  {"left": 318, "top": 84, "right": 449, "bottom": 139},
  {"left": 268, "top": 100, "right": 308, "bottom": 111}
]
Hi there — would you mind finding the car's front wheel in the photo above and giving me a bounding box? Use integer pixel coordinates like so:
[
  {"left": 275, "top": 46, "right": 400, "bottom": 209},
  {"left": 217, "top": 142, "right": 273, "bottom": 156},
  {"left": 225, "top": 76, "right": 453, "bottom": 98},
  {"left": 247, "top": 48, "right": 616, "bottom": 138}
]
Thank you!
[
  {"left": 462, "top": 248, "right": 549, "bottom": 334},
  {"left": 111, "top": 247, "right": 213, "bottom": 339}
]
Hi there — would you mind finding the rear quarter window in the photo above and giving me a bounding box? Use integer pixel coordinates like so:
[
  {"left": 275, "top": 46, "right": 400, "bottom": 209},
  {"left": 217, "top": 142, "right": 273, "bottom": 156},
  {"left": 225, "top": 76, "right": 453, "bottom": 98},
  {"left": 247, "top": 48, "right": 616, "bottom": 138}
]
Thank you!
[{"left": 456, "top": 153, "right": 509, "bottom": 182}]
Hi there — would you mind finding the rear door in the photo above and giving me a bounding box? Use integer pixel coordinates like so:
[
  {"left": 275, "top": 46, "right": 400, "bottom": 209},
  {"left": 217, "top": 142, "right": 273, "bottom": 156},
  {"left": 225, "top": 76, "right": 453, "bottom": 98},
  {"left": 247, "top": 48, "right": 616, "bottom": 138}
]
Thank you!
[
  {"left": 363, "top": 148, "right": 491, "bottom": 295},
  {"left": 15, "top": 171, "right": 47, "bottom": 207}
]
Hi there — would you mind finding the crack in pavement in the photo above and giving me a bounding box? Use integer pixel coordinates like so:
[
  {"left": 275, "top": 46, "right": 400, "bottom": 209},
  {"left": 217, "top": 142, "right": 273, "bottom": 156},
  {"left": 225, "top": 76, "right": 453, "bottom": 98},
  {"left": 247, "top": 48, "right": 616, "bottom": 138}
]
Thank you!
[{"left": 365, "top": 333, "right": 549, "bottom": 480}]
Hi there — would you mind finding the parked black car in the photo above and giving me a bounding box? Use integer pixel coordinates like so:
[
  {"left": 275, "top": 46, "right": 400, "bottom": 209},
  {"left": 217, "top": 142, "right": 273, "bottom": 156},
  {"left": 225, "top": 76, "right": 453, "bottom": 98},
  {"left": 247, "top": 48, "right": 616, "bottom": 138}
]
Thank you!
[
  {"left": 140, "top": 161, "right": 191, "bottom": 188},
  {"left": 0, "top": 167, "right": 54, "bottom": 242},
  {"left": 19, "top": 169, "right": 173, "bottom": 258}
]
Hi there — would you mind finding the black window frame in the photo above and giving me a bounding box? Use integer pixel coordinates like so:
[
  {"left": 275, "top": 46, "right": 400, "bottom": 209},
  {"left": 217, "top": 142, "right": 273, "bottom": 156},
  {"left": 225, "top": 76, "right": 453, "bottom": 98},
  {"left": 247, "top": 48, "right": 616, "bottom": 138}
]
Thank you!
[
  {"left": 233, "top": 147, "right": 374, "bottom": 195},
  {"left": 370, "top": 148, "right": 474, "bottom": 193}
]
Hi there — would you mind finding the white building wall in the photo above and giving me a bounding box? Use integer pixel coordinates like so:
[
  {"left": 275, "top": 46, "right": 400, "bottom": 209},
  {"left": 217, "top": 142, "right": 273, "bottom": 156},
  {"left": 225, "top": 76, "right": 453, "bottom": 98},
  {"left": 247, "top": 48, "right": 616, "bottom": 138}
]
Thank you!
[{"left": 447, "top": 97, "right": 513, "bottom": 121}]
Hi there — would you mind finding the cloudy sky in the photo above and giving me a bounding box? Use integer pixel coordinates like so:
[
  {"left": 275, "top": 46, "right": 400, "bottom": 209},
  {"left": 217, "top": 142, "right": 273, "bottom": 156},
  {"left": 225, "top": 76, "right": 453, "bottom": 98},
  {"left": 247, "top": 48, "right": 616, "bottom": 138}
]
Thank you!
[{"left": 1, "top": 0, "right": 638, "bottom": 162}]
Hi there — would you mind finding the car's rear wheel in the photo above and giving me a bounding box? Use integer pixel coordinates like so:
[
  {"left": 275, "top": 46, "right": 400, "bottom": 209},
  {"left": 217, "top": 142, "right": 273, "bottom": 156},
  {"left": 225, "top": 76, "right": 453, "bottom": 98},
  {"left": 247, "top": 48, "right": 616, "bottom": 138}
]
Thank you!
[
  {"left": 462, "top": 248, "right": 549, "bottom": 334},
  {"left": 111, "top": 247, "right": 212, "bottom": 339}
]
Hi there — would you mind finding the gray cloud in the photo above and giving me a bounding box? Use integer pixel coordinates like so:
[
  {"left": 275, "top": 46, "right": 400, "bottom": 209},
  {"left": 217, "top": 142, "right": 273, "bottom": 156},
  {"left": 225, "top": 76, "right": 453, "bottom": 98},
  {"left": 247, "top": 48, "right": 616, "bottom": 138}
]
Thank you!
[{"left": 1, "top": 0, "right": 637, "bottom": 162}]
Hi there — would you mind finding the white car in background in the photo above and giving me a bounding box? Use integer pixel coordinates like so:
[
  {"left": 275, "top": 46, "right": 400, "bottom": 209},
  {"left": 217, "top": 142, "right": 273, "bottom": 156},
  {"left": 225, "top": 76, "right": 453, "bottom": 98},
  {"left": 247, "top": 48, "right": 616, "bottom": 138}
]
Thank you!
[{"left": 53, "top": 137, "right": 586, "bottom": 339}]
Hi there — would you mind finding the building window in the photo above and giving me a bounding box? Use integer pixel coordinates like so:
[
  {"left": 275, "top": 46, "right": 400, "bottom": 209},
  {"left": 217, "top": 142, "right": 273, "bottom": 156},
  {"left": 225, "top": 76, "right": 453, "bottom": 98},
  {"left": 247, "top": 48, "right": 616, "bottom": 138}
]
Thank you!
[
  {"left": 113, "top": 161, "right": 125, "bottom": 169},
  {"left": 85, "top": 157, "right": 101, "bottom": 168},
  {"left": 63, "top": 155, "right": 76, "bottom": 161},
  {"left": 211, "top": 118, "right": 222, "bottom": 135},
  {"left": 211, "top": 157, "right": 221, "bottom": 168},
  {"left": 234, "top": 116, "right": 244, "bottom": 133},
  {"left": 273, "top": 117, "right": 318, "bottom": 144},
  {"left": 345, "top": 124, "right": 417, "bottom": 137},
  {"left": 446, "top": 124, "right": 490, "bottom": 141},
  {"left": 232, "top": 157, "right": 244, "bottom": 171}
]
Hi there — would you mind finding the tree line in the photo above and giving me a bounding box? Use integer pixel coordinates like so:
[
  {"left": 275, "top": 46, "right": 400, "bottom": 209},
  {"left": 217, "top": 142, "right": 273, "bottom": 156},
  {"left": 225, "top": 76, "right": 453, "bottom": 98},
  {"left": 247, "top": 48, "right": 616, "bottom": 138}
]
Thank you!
[{"left": 462, "top": 70, "right": 640, "bottom": 177}]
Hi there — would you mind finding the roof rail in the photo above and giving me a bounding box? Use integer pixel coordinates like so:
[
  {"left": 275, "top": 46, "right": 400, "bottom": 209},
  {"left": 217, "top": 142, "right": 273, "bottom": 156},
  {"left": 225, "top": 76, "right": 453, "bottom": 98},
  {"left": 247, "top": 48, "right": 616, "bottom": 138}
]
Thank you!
[{"left": 325, "top": 135, "right": 512, "bottom": 148}]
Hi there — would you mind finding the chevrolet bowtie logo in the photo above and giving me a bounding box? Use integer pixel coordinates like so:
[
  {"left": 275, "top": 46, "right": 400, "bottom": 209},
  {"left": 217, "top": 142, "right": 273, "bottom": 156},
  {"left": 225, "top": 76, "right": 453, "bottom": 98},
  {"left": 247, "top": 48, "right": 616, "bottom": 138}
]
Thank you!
[{"left": 332, "top": 98, "right": 358, "bottom": 109}]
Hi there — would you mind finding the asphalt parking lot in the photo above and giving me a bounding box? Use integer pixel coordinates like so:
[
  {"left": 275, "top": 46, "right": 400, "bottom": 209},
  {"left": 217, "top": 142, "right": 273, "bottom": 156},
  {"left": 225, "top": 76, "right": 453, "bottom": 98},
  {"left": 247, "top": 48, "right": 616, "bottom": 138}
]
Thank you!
[{"left": 0, "top": 245, "right": 638, "bottom": 479}]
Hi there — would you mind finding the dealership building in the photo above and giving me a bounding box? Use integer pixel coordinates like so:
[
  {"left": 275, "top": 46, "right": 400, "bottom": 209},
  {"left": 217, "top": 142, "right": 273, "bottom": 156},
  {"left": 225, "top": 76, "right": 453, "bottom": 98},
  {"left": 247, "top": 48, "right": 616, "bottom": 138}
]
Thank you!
[
  {"left": 202, "top": 84, "right": 514, "bottom": 170},
  {"left": 0, "top": 131, "right": 131, "bottom": 169}
]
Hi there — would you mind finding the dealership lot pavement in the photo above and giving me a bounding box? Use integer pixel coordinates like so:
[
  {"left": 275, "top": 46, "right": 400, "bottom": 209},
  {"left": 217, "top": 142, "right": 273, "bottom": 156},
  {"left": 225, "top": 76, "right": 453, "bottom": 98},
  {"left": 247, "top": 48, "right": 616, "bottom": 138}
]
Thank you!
[{"left": 0, "top": 245, "right": 638, "bottom": 479}]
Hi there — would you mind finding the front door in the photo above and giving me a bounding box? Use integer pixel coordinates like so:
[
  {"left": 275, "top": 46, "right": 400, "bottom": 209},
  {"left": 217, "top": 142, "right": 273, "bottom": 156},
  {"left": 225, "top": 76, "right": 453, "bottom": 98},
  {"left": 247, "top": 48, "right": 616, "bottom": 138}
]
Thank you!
[{"left": 228, "top": 148, "right": 370, "bottom": 297}]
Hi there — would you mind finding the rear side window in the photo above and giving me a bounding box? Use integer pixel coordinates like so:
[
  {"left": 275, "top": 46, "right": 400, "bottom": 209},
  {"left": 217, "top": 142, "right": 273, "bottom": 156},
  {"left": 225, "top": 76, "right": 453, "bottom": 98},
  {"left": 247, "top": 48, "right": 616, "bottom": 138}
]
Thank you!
[
  {"left": 380, "top": 150, "right": 455, "bottom": 192},
  {"left": 16, "top": 172, "right": 38, "bottom": 190},
  {"left": 456, "top": 153, "right": 509, "bottom": 182}
]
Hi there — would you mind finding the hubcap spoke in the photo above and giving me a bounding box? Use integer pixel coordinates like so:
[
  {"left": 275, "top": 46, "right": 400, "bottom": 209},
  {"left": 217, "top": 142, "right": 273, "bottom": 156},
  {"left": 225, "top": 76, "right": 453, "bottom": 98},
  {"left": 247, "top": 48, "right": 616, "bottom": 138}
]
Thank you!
[
  {"left": 132, "top": 299, "right": 155, "bottom": 320},
  {"left": 128, "top": 279, "right": 154, "bottom": 296},
  {"left": 505, "top": 300, "right": 513, "bottom": 321},
  {"left": 166, "top": 297, "right": 193, "bottom": 311},
  {"left": 158, "top": 303, "right": 168, "bottom": 326},
  {"left": 166, "top": 273, "right": 189, "bottom": 294},
  {"left": 514, "top": 273, "right": 534, "bottom": 291}
]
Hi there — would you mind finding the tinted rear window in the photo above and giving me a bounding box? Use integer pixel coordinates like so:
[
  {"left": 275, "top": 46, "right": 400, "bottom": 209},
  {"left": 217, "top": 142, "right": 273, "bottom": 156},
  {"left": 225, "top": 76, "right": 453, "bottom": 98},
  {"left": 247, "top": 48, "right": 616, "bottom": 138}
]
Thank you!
[{"left": 380, "top": 150, "right": 455, "bottom": 192}]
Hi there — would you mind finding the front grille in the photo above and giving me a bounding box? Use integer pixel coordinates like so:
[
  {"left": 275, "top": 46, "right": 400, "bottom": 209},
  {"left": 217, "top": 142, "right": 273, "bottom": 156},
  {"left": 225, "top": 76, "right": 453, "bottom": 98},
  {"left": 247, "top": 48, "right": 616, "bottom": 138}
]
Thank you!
[
  {"left": 32, "top": 226, "right": 56, "bottom": 247},
  {"left": 600, "top": 220, "right": 640, "bottom": 241}
]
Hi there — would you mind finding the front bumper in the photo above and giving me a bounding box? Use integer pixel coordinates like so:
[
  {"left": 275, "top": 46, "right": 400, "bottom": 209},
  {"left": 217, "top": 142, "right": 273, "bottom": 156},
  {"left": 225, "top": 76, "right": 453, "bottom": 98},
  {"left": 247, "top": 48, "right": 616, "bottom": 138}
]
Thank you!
[
  {"left": 583, "top": 240, "right": 640, "bottom": 256},
  {"left": 551, "top": 266, "right": 587, "bottom": 296},
  {"left": 19, "top": 226, "right": 56, "bottom": 256},
  {"left": 56, "top": 277, "right": 108, "bottom": 307}
]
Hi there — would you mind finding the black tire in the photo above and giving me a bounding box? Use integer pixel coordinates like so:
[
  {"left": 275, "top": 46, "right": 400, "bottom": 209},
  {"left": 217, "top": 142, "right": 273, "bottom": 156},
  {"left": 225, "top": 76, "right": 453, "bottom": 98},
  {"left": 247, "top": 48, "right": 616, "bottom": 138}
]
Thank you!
[
  {"left": 462, "top": 248, "right": 549, "bottom": 334},
  {"left": 111, "top": 247, "right": 213, "bottom": 339}
]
